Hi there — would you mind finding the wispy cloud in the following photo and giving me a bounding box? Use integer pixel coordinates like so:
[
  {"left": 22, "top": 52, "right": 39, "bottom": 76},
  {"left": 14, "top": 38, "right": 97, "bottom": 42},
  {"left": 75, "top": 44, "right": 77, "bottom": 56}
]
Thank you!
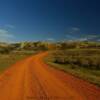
[
  {"left": 72, "top": 34, "right": 100, "bottom": 41},
  {"left": 5, "top": 24, "right": 15, "bottom": 29},
  {"left": 69, "top": 27, "right": 80, "bottom": 33},
  {"left": 81, "top": 34, "right": 100, "bottom": 41},
  {"left": 65, "top": 27, "right": 80, "bottom": 34},
  {"left": 0, "top": 29, "right": 14, "bottom": 42},
  {"left": 65, "top": 27, "right": 80, "bottom": 40},
  {"left": 46, "top": 38, "right": 55, "bottom": 41},
  {"left": 65, "top": 27, "right": 100, "bottom": 41}
]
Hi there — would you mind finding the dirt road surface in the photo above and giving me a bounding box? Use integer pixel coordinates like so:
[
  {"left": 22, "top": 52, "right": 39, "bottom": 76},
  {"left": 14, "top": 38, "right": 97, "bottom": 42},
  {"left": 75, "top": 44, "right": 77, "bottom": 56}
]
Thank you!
[{"left": 0, "top": 52, "right": 100, "bottom": 100}]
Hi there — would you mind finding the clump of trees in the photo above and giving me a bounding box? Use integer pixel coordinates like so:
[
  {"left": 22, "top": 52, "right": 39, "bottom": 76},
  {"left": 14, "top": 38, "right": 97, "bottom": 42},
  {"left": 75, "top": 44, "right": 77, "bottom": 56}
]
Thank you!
[{"left": 0, "top": 41, "right": 100, "bottom": 54}]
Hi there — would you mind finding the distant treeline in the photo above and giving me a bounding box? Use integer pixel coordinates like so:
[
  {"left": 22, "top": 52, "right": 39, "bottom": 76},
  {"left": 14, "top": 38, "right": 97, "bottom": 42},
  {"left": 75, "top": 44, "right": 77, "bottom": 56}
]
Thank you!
[
  {"left": 11, "top": 41, "right": 100, "bottom": 50},
  {"left": 0, "top": 41, "right": 100, "bottom": 54}
]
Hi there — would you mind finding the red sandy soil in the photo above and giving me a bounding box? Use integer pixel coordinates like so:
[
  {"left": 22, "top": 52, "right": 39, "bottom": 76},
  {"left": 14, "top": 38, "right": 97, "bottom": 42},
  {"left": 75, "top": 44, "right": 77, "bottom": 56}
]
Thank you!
[{"left": 0, "top": 52, "right": 100, "bottom": 100}]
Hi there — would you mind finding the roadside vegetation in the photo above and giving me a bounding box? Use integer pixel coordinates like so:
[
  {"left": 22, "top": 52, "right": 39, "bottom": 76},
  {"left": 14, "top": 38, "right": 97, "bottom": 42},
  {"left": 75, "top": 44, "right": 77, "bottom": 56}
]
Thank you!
[
  {"left": 0, "top": 42, "right": 38, "bottom": 74},
  {"left": 0, "top": 41, "right": 100, "bottom": 86},
  {"left": 45, "top": 49, "right": 100, "bottom": 86},
  {"left": 0, "top": 51, "right": 36, "bottom": 74}
]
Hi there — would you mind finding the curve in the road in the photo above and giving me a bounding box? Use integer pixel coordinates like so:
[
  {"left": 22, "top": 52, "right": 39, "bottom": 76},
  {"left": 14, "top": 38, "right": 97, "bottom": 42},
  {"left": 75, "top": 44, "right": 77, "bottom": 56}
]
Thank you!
[{"left": 0, "top": 52, "right": 100, "bottom": 100}]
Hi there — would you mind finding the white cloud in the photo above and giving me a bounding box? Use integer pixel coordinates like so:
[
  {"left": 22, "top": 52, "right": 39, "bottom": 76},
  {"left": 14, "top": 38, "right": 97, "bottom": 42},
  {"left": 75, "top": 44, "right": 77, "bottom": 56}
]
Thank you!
[
  {"left": 76, "top": 34, "right": 100, "bottom": 41},
  {"left": 65, "top": 27, "right": 100, "bottom": 41},
  {"left": 87, "top": 34, "right": 98, "bottom": 38},
  {"left": 5, "top": 24, "right": 15, "bottom": 29},
  {"left": 77, "top": 38, "right": 88, "bottom": 41},
  {"left": 71, "top": 27, "right": 80, "bottom": 31},
  {"left": 47, "top": 38, "right": 55, "bottom": 41},
  {"left": 0, "top": 29, "right": 14, "bottom": 42},
  {"left": 69, "top": 27, "right": 80, "bottom": 34}
]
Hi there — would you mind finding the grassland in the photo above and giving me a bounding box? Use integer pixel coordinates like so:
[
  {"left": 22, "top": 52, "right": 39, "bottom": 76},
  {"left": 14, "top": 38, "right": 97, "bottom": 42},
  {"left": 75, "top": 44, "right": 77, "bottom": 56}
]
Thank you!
[
  {"left": 0, "top": 41, "right": 100, "bottom": 86},
  {"left": 45, "top": 49, "right": 100, "bottom": 86},
  {"left": 0, "top": 50, "right": 36, "bottom": 74}
]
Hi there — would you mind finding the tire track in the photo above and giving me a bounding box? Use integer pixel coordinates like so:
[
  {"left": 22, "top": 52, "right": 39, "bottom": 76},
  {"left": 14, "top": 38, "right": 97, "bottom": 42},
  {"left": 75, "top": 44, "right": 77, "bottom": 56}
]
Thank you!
[{"left": 0, "top": 52, "right": 99, "bottom": 100}]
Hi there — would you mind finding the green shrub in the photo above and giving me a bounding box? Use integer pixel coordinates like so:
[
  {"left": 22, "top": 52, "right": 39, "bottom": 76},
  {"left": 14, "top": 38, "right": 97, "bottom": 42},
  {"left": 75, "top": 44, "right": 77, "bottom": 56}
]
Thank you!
[{"left": 52, "top": 49, "right": 100, "bottom": 70}]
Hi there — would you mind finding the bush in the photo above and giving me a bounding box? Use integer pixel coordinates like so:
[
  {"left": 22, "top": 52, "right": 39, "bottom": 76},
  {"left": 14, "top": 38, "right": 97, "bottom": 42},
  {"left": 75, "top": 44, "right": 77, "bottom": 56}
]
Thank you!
[{"left": 52, "top": 49, "right": 100, "bottom": 70}]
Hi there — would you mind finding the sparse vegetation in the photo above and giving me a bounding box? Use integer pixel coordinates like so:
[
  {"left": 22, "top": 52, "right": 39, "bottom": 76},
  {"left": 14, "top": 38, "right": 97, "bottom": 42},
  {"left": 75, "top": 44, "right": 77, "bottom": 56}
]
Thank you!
[
  {"left": 45, "top": 49, "right": 100, "bottom": 86},
  {"left": 50, "top": 49, "right": 100, "bottom": 70},
  {"left": 0, "top": 50, "right": 36, "bottom": 74},
  {"left": 0, "top": 41, "right": 100, "bottom": 86}
]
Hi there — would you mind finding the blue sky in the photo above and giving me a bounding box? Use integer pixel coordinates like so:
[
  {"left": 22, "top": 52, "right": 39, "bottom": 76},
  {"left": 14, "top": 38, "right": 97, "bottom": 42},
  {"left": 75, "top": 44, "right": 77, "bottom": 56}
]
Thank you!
[{"left": 0, "top": 0, "right": 100, "bottom": 42}]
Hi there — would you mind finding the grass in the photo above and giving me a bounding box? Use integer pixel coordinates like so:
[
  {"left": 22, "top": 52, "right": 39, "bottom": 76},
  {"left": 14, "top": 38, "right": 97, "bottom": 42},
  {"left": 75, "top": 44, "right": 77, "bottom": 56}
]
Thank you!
[
  {"left": 45, "top": 50, "right": 100, "bottom": 87},
  {"left": 0, "top": 50, "right": 36, "bottom": 74}
]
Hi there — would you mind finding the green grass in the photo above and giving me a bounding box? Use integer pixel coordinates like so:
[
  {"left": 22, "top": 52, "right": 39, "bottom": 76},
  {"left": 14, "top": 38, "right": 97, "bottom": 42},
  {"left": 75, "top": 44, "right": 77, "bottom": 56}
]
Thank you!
[
  {"left": 45, "top": 50, "right": 100, "bottom": 87},
  {"left": 0, "top": 51, "right": 36, "bottom": 74}
]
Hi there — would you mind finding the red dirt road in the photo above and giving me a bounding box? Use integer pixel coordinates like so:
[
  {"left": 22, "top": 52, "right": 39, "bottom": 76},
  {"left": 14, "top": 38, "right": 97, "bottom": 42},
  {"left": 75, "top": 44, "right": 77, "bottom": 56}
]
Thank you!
[{"left": 0, "top": 52, "right": 100, "bottom": 100}]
